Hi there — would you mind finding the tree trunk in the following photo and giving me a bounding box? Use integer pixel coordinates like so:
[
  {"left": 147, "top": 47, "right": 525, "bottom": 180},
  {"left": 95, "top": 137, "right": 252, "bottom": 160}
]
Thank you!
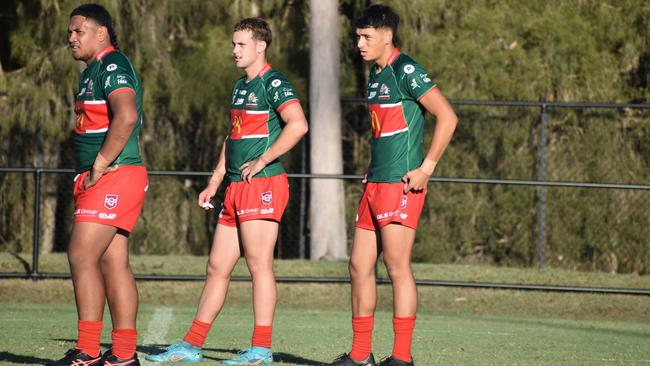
[{"left": 309, "top": 0, "right": 347, "bottom": 260}]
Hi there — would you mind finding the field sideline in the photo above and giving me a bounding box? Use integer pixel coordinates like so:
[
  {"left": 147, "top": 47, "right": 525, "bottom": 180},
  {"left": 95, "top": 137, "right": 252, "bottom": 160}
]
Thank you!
[{"left": 1, "top": 257, "right": 649, "bottom": 365}]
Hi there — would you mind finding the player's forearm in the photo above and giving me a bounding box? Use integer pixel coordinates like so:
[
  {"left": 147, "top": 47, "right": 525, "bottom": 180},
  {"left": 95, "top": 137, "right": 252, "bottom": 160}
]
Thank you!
[
  {"left": 422, "top": 113, "right": 457, "bottom": 172},
  {"left": 210, "top": 138, "right": 228, "bottom": 182},
  {"left": 96, "top": 114, "right": 138, "bottom": 166},
  {"left": 260, "top": 119, "right": 308, "bottom": 163}
]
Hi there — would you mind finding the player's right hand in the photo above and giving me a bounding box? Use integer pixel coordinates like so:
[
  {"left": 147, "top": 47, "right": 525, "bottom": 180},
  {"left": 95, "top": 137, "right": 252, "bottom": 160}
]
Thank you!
[{"left": 198, "top": 183, "right": 219, "bottom": 210}]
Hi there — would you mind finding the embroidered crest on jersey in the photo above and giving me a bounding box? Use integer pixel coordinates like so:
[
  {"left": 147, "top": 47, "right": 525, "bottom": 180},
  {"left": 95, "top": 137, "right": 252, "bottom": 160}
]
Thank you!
[
  {"left": 379, "top": 84, "right": 390, "bottom": 100},
  {"left": 104, "top": 194, "right": 119, "bottom": 210},
  {"left": 261, "top": 191, "right": 273, "bottom": 205},
  {"left": 247, "top": 92, "right": 258, "bottom": 107}
]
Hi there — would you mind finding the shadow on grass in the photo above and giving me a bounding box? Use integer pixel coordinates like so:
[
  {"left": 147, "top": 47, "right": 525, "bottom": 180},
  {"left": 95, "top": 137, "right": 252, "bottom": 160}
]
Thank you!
[
  {"left": 140, "top": 344, "right": 322, "bottom": 365},
  {"left": 0, "top": 351, "right": 51, "bottom": 365}
]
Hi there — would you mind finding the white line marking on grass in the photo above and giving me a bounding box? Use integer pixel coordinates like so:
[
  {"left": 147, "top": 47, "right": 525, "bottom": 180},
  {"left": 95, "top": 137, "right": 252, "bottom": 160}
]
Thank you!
[{"left": 140, "top": 307, "right": 173, "bottom": 365}]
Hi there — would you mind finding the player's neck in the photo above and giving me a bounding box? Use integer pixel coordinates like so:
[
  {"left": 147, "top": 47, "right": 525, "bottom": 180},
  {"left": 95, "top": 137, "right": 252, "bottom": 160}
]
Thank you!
[
  {"left": 375, "top": 45, "right": 396, "bottom": 72},
  {"left": 86, "top": 43, "right": 113, "bottom": 65},
  {"left": 244, "top": 57, "right": 269, "bottom": 81}
]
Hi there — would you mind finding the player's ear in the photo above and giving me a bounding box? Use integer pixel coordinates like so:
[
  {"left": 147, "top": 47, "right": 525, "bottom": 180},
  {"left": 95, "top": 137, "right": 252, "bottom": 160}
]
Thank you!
[
  {"left": 97, "top": 25, "right": 108, "bottom": 43},
  {"left": 383, "top": 29, "right": 393, "bottom": 45},
  {"left": 257, "top": 40, "right": 267, "bottom": 54}
]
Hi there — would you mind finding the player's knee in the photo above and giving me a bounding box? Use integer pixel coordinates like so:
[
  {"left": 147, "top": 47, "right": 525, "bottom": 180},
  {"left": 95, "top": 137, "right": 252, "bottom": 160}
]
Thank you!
[
  {"left": 247, "top": 259, "right": 273, "bottom": 278},
  {"left": 384, "top": 261, "right": 412, "bottom": 281},
  {"left": 206, "top": 258, "right": 231, "bottom": 279},
  {"left": 349, "top": 258, "right": 373, "bottom": 278},
  {"left": 100, "top": 255, "right": 128, "bottom": 272},
  {"left": 68, "top": 251, "right": 99, "bottom": 272}
]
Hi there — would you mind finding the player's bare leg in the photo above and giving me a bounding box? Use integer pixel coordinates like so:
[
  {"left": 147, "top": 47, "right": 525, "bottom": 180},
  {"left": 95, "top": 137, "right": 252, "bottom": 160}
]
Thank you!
[
  {"left": 68, "top": 222, "right": 117, "bottom": 320},
  {"left": 380, "top": 223, "right": 418, "bottom": 365},
  {"left": 239, "top": 219, "right": 279, "bottom": 326},
  {"left": 380, "top": 224, "right": 417, "bottom": 317},
  {"left": 350, "top": 227, "right": 379, "bottom": 316},
  {"left": 194, "top": 223, "right": 242, "bottom": 322},
  {"left": 100, "top": 231, "right": 138, "bottom": 329}
]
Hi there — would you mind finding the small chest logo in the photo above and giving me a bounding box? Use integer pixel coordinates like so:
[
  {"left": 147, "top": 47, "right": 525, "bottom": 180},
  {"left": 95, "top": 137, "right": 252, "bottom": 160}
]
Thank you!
[
  {"left": 104, "top": 194, "right": 119, "bottom": 210},
  {"left": 261, "top": 191, "right": 273, "bottom": 205},
  {"left": 246, "top": 92, "right": 258, "bottom": 107},
  {"left": 379, "top": 84, "right": 390, "bottom": 100}
]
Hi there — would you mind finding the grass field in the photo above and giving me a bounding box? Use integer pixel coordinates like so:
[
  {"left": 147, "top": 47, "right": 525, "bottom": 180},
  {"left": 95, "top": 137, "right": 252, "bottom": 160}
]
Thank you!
[{"left": 1, "top": 256, "right": 649, "bottom": 365}]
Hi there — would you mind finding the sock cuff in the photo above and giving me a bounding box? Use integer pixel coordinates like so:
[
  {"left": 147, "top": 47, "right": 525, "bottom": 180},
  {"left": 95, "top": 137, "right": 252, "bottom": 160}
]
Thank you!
[
  {"left": 78, "top": 320, "right": 103, "bottom": 330},
  {"left": 192, "top": 319, "right": 212, "bottom": 330},
  {"left": 112, "top": 328, "right": 138, "bottom": 337}
]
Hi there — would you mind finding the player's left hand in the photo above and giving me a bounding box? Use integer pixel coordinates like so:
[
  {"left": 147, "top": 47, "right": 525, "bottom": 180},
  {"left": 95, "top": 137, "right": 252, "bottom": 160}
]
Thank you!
[
  {"left": 240, "top": 157, "right": 269, "bottom": 183},
  {"left": 401, "top": 168, "right": 430, "bottom": 193},
  {"left": 83, "top": 165, "right": 118, "bottom": 190}
]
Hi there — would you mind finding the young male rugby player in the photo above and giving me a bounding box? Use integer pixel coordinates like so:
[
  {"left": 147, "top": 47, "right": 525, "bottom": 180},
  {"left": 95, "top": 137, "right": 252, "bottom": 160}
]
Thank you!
[
  {"left": 324, "top": 4, "right": 457, "bottom": 366},
  {"left": 49, "top": 3, "right": 147, "bottom": 366},
  {"left": 146, "top": 17, "right": 308, "bottom": 366}
]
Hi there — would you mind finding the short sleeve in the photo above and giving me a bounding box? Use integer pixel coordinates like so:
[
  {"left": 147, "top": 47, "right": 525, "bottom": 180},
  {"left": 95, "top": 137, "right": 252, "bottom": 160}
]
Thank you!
[
  {"left": 266, "top": 75, "right": 299, "bottom": 113},
  {"left": 100, "top": 61, "right": 136, "bottom": 99},
  {"left": 399, "top": 62, "right": 437, "bottom": 101}
]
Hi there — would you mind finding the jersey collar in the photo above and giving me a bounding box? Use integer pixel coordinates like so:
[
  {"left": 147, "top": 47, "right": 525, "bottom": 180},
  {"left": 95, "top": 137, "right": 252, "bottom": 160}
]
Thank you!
[
  {"left": 258, "top": 64, "right": 272, "bottom": 78},
  {"left": 387, "top": 48, "right": 401, "bottom": 65},
  {"left": 95, "top": 46, "right": 116, "bottom": 62}
]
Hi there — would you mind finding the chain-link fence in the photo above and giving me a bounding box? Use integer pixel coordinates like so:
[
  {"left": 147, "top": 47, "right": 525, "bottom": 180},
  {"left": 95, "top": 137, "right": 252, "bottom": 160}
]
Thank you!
[{"left": 1, "top": 100, "right": 650, "bottom": 293}]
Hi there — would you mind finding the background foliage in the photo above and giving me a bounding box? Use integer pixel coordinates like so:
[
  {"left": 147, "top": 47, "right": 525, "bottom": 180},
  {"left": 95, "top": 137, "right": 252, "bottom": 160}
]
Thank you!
[{"left": 1, "top": 0, "right": 649, "bottom": 274}]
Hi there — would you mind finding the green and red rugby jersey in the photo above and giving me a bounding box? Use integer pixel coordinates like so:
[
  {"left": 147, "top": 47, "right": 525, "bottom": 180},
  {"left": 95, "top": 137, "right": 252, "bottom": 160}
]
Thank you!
[
  {"left": 74, "top": 46, "right": 144, "bottom": 174},
  {"left": 366, "top": 49, "right": 437, "bottom": 183},
  {"left": 227, "top": 64, "right": 299, "bottom": 182}
]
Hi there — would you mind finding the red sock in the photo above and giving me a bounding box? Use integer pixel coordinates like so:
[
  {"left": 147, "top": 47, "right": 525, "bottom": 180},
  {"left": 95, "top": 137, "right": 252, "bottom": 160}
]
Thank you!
[
  {"left": 76, "top": 320, "right": 103, "bottom": 358},
  {"left": 112, "top": 328, "right": 137, "bottom": 359},
  {"left": 251, "top": 325, "right": 273, "bottom": 348},
  {"left": 349, "top": 315, "right": 374, "bottom": 361},
  {"left": 183, "top": 319, "right": 212, "bottom": 348},
  {"left": 392, "top": 316, "right": 416, "bottom": 362}
]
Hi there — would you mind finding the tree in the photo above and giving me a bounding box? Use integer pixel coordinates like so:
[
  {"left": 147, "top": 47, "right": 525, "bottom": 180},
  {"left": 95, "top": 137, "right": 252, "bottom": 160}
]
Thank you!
[{"left": 309, "top": 0, "right": 347, "bottom": 260}]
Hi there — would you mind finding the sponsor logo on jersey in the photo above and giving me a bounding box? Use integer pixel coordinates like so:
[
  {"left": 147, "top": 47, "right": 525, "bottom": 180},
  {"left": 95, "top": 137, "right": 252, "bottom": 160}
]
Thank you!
[
  {"left": 260, "top": 208, "right": 275, "bottom": 215},
  {"left": 379, "top": 84, "right": 390, "bottom": 100},
  {"left": 104, "top": 194, "right": 119, "bottom": 210},
  {"left": 239, "top": 89, "right": 247, "bottom": 95},
  {"left": 411, "top": 78, "right": 420, "bottom": 90},
  {"left": 420, "top": 73, "right": 431, "bottom": 82},
  {"left": 232, "top": 115, "right": 243, "bottom": 134},
  {"left": 283, "top": 88, "right": 294, "bottom": 97},
  {"left": 404, "top": 64, "right": 415, "bottom": 74},
  {"left": 105, "top": 78, "right": 111, "bottom": 89},
  {"left": 99, "top": 212, "right": 117, "bottom": 219},
  {"left": 400, "top": 213, "right": 408, "bottom": 220},
  {"left": 261, "top": 191, "right": 273, "bottom": 205},
  {"left": 401, "top": 195, "right": 408, "bottom": 209},
  {"left": 368, "top": 91, "right": 377, "bottom": 99},
  {"left": 234, "top": 98, "right": 244, "bottom": 105},
  {"left": 86, "top": 80, "right": 94, "bottom": 96},
  {"left": 246, "top": 92, "right": 258, "bottom": 107},
  {"left": 78, "top": 88, "right": 86, "bottom": 97},
  {"left": 273, "top": 91, "right": 280, "bottom": 103},
  {"left": 106, "top": 63, "right": 118, "bottom": 72},
  {"left": 117, "top": 75, "right": 128, "bottom": 85},
  {"left": 370, "top": 82, "right": 379, "bottom": 88},
  {"left": 271, "top": 79, "right": 281, "bottom": 87}
]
